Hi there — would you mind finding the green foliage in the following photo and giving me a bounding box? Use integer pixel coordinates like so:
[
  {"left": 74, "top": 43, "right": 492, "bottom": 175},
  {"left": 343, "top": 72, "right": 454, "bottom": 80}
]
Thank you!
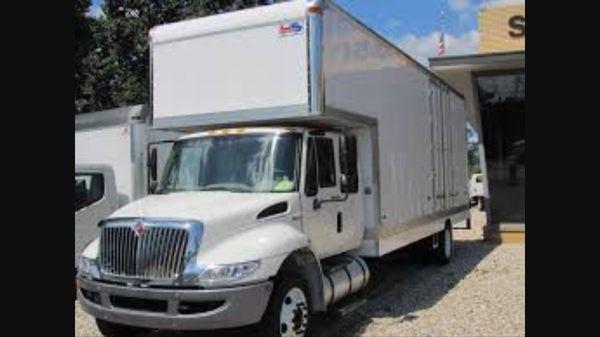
[
  {"left": 75, "top": 0, "right": 93, "bottom": 110},
  {"left": 75, "top": 0, "right": 284, "bottom": 114}
]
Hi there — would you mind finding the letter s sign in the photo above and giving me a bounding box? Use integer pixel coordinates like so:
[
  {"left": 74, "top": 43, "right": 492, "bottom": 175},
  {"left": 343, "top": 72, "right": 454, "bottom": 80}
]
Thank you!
[{"left": 508, "top": 15, "right": 525, "bottom": 38}]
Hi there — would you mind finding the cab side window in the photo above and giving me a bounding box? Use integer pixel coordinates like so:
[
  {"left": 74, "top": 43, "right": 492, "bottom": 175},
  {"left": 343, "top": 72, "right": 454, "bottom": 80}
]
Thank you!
[
  {"left": 315, "top": 137, "right": 336, "bottom": 188},
  {"left": 75, "top": 173, "right": 105, "bottom": 211}
]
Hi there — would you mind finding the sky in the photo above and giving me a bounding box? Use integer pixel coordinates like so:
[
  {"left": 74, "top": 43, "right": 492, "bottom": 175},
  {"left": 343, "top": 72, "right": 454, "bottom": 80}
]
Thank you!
[{"left": 87, "top": 0, "right": 524, "bottom": 67}]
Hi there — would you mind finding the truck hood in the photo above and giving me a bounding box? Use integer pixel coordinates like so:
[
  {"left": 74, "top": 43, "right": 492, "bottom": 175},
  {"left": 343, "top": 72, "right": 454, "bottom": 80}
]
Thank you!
[{"left": 108, "top": 191, "right": 298, "bottom": 248}]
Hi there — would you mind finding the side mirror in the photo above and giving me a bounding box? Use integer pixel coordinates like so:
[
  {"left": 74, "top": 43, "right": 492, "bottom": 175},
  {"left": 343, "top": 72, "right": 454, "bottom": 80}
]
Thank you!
[
  {"left": 305, "top": 138, "right": 319, "bottom": 197},
  {"left": 339, "top": 134, "right": 358, "bottom": 194},
  {"left": 148, "top": 148, "right": 157, "bottom": 181},
  {"left": 312, "top": 198, "right": 321, "bottom": 210},
  {"left": 340, "top": 174, "right": 348, "bottom": 187},
  {"left": 148, "top": 180, "right": 158, "bottom": 194},
  {"left": 306, "top": 183, "right": 318, "bottom": 197}
]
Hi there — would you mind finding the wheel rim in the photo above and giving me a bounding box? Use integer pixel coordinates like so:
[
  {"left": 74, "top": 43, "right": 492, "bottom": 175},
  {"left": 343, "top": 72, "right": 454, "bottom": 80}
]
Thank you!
[
  {"left": 279, "top": 287, "right": 309, "bottom": 337},
  {"left": 444, "top": 227, "right": 452, "bottom": 258}
]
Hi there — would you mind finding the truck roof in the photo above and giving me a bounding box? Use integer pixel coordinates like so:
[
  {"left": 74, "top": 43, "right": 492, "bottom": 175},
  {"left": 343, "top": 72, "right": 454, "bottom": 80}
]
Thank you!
[
  {"left": 150, "top": 1, "right": 313, "bottom": 45},
  {"left": 178, "top": 126, "right": 306, "bottom": 141}
]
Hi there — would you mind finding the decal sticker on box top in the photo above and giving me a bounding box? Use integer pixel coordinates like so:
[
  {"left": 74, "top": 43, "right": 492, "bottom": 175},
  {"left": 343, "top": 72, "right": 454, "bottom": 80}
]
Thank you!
[{"left": 279, "top": 21, "right": 303, "bottom": 37}]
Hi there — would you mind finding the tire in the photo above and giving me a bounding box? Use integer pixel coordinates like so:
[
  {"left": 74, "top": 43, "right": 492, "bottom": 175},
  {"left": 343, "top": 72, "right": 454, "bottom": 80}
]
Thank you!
[
  {"left": 74, "top": 268, "right": 77, "bottom": 301},
  {"left": 262, "top": 276, "right": 312, "bottom": 337},
  {"left": 433, "top": 224, "right": 453, "bottom": 265},
  {"left": 96, "top": 319, "right": 149, "bottom": 337}
]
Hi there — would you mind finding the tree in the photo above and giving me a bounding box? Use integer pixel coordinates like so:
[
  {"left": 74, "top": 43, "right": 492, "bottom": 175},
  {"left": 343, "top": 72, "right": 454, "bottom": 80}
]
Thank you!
[
  {"left": 75, "top": 0, "right": 93, "bottom": 112},
  {"left": 76, "top": 0, "right": 285, "bottom": 114}
]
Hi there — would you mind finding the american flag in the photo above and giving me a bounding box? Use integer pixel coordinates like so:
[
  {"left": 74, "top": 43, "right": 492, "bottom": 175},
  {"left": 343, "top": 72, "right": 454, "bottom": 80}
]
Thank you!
[
  {"left": 437, "top": 31, "right": 445, "bottom": 56},
  {"left": 438, "top": 0, "right": 446, "bottom": 56}
]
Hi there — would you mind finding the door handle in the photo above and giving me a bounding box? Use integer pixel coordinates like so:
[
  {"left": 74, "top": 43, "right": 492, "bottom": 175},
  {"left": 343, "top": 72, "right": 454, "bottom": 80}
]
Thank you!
[{"left": 313, "top": 193, "right": 349, "bottom": 210}]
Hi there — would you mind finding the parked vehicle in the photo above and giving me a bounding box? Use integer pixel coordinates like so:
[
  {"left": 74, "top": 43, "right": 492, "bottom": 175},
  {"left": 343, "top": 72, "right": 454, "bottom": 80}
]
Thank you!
[
  {"left": 75, "top": 105, "right": 150, "bottom": 204},
  {"left": 469, "top": 173, "right": 485, "bottom": 210},
  {"left": 76, "top": 1, "right": 469, "bottom": 337},
  {"left": 75, "top": 164, "right": 126, "bottom": 269},
  {"left": 75, "top": 105, "right": 180, "bottom": 269}
]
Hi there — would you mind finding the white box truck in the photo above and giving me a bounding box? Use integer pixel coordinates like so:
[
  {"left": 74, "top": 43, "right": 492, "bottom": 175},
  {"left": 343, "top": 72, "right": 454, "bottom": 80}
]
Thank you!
[{"left": 76, "top": 1, "right": 469, "bottom": 336}]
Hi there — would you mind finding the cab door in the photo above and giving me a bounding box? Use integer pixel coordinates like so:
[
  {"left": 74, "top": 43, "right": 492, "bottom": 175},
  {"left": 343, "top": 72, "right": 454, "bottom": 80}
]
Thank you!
[
  {"left": 74, "top": 167, "right": 120, "bottom": 267},
  {"left": 301, "top": 131, "right": 361, "bottom": 259}
]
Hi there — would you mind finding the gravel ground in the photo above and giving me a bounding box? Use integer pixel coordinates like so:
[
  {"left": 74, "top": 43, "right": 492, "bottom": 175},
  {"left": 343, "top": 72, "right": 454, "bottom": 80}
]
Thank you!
[{"left": 76, "top": 208, "right": 524, "bottom": 337}]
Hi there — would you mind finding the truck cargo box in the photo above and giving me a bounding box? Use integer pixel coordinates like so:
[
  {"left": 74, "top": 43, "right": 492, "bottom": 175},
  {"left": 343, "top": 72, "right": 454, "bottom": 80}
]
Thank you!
[
  {"left": 75, "top": 105, "right": 147, "bottom": 202},
  {"left": 149, "top": 0, "right": 468, "bottom": 256}
]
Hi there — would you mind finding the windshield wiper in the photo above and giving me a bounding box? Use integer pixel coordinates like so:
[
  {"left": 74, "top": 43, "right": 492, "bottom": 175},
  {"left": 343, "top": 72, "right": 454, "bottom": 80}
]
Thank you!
[
  {"left": 197, "top": 186, "right": 252, "bottom": 193},
  {"left": 156, "top": 186, "right": 253, "bottom": 193},
  {"left": 154, "top": 187, "right": 199, "bottom": 194}
]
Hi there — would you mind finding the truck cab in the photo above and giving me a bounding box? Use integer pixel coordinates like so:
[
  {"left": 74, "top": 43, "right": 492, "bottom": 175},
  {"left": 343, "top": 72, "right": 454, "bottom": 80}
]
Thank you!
[{"left": 77, "top": 127, "right": 369, "bottom": 336}]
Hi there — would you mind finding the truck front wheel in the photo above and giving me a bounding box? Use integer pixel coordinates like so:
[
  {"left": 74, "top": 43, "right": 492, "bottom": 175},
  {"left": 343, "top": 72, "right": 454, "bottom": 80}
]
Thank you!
[
  {"left": 95, "top": 319, "right": 149, "bottom": 337},
  {"left": 262, "top": 277, "right": 311, "bottom": 337}
]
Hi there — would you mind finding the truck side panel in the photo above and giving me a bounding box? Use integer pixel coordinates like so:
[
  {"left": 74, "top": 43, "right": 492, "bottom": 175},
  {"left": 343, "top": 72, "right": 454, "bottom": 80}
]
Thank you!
[
  {"left": 75, "top": 125, "right": 133, "bottom": 202},
  {"left": 322, "top": 2, "right": 468, "bottom": 256}
]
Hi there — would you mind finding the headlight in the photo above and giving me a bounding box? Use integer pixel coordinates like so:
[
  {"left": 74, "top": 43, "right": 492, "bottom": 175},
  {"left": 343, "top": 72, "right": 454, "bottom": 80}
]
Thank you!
[
  {"left": 78, "top": 256, "right": 99, "bottom": 278},
  {"left": 196, "top": 261, "right": 261, "bottom": 286}
]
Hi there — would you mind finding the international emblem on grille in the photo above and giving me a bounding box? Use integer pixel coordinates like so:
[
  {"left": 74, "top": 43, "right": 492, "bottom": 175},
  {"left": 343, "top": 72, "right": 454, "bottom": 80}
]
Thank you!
[{"left": 133, "top": 221, "right": 146, "bottom": 237}]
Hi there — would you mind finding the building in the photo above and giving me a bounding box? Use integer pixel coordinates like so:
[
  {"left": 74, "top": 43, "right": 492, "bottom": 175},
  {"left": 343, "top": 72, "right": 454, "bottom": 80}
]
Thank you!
[{"left": 430, "top": 3, "right": 525, "bottom": 243}]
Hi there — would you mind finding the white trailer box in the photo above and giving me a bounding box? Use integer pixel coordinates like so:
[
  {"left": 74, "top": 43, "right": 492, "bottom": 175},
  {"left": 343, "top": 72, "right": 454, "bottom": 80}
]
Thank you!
[
  {"left": 149, "top": 0, "right": 468, "bottom": 257},
  {"left": 75, "top": 105, "right": 149, "bottom": 202}
]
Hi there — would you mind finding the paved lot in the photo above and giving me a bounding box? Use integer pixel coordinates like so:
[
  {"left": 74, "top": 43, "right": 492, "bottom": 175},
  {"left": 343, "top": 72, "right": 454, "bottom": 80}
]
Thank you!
[{"left": 76, "top": 209, "right": 524, "bottom": 337}]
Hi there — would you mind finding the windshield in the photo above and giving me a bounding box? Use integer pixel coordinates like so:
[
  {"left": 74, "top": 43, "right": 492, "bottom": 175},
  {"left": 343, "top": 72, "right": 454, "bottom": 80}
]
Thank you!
[{"left": 158, "top": 132, "right": 301, "bottom": 193}]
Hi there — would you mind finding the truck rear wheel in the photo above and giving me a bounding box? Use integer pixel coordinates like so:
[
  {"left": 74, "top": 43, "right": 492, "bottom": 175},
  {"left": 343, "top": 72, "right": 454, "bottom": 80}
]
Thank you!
[
  {"left": 433, "top": 225, "right": 453, "bottom": 265},
  {"left": 95, "top": 319, "right": 149, "bottom": 337},
  {"left": 262, "top": 277, "right": 311, "bottom": 337}
]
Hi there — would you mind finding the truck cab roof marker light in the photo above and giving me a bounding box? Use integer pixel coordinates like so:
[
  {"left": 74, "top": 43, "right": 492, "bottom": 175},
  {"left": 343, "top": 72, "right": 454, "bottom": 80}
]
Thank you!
[{"left": 307, "top": 6, "right": 324, "bottom": 15}]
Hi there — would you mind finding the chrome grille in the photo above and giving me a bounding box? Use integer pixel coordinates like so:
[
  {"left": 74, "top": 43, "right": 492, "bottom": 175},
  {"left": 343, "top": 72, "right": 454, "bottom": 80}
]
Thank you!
[{"left": 99, "top": 222, "right": 190, "bottom": 279}]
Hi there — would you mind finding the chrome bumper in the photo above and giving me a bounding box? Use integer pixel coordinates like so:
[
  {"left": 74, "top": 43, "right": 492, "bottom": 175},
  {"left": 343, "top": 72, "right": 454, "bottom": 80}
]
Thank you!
[{"left": 77, "top": 276, "right": 273, "bottom": 330}]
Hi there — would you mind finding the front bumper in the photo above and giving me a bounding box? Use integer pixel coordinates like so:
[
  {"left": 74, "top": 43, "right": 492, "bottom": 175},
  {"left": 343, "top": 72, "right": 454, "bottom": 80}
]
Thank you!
[{"left": 77, "top": 276, "right": 273, "bottom": 330}]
